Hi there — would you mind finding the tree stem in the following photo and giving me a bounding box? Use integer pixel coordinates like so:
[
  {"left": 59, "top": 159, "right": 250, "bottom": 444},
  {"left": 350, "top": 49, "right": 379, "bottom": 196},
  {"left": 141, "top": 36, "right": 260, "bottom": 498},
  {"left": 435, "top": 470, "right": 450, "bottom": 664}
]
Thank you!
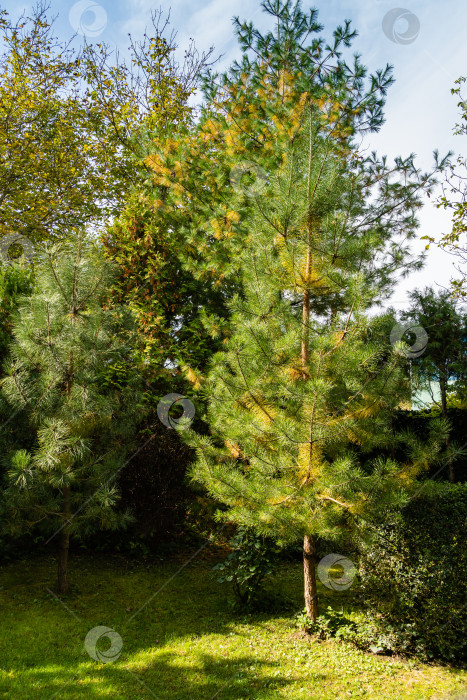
[{"left": 303, "top": 534, "right": 318, "bottom": 621}]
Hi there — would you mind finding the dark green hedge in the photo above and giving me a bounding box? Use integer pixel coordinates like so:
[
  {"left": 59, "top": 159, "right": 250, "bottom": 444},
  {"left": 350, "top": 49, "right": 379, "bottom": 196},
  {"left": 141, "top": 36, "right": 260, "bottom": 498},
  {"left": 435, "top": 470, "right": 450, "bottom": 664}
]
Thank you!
[{"left": 358, "top": 482, "right": 467, "bottom": 661}]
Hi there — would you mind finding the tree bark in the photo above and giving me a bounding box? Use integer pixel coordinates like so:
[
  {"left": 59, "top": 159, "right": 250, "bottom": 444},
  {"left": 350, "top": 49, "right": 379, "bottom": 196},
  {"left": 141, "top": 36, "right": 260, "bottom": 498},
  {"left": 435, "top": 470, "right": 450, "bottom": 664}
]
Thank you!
[
  {"left": 301, "top": 114, "right": 318, "bottom": 623},
  {"left": 57, "top": 486, "right": 71, "bottom": 594},
  {"left": 303, "top": 534, "right": 318, "bottom": 621}
]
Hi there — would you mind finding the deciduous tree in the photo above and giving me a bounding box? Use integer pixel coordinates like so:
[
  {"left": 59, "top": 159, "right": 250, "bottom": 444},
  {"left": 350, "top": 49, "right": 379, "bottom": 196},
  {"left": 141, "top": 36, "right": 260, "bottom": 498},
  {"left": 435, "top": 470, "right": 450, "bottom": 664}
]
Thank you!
[{"left": 0, "top": 3, "right": 206, "bottom": 246}]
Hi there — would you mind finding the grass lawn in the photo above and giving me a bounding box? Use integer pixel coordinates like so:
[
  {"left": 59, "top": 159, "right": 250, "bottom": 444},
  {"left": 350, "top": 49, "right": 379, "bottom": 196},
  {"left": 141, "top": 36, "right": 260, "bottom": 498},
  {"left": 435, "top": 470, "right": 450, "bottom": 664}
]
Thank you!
[{"left": 0, "top": 551, "right": 466, "bottom": 699}]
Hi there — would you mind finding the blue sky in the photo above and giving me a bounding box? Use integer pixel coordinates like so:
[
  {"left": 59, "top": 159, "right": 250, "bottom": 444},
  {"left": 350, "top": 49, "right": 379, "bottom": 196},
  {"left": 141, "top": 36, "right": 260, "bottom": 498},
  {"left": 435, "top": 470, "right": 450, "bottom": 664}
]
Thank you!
[{"left": 4, "top": 0, "right": 467, "bottom": 310}]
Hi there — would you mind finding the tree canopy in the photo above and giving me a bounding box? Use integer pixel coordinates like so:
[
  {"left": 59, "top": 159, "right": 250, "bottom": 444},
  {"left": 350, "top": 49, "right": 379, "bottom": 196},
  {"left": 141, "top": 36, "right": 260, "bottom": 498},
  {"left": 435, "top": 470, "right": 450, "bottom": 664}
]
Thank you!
[{"left": 0, "top": 3, "right": 208, "bottom": 247}]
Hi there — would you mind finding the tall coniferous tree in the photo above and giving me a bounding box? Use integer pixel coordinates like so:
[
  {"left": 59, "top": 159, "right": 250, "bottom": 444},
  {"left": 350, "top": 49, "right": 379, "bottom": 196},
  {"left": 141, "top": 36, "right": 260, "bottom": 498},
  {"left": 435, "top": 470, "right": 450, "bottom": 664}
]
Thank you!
[
  {"left": 185, "top": 3, "right": 449, "bottom": 620},
  {"left": 1, "top": 234, "right": 143, "bottom": 592}
]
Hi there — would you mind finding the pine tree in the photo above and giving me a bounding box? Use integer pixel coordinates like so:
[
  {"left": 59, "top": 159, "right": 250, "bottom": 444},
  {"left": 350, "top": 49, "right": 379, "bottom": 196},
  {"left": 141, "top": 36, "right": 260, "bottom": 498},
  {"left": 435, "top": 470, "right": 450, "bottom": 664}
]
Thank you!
[
  {"left": 114, "top": 0, "right": 446, "bottom": 392},
  {"left": 186, "top": 104, "right": 447, "bottom": 621},
  {"left": 1, "top": 233, "right": 143, "bottom": 592}
]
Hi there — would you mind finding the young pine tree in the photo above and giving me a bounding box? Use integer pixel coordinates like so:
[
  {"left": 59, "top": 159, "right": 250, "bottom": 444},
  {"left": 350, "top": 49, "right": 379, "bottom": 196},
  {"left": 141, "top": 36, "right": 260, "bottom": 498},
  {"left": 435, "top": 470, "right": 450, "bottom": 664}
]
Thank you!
[
  {"left": 1, "top": 234, "right": 143, "bottom": 592},
  {"left": 187, "top": 108, "right": 447, "bottom": 622}
]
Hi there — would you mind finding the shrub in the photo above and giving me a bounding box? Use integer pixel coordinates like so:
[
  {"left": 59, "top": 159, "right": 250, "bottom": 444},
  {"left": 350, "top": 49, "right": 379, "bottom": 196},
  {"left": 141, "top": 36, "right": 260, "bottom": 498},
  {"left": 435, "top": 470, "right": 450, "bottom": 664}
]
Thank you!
[
  {"left": 213, "top": 527, "right": 281, "bottom": 610},
  {"left": 295, "top": 605, "right": 412, "bottom": 656},
  {"left": 295, "top": 606, "right": 354, "bottom": 637}
]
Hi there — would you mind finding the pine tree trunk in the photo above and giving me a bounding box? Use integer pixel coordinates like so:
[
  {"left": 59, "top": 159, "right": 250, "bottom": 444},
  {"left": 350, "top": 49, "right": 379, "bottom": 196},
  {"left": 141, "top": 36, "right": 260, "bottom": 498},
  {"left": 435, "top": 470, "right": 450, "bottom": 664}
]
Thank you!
[
  {"left": 57, "top": 486, "right": 71, "bottom": 594},
  {"left": 302, "top": 115, "right": 318, "bottom": 623},
  {"left": 303, "top": 534, "right": 318, "bottom": 622}
]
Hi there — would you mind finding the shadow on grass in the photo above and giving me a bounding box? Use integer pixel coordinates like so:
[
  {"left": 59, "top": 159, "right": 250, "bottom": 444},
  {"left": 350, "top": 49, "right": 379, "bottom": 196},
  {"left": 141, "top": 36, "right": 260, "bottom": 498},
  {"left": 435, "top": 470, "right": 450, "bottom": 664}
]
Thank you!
[
  {"left": 0, "top": 553, "right": 357, "bottom": 699},
  {"left": 0, "top": 651, "right": 307, "bottom": 699},
  {"left": 0, "top": 555, "right": 309, "bottom": 698}
]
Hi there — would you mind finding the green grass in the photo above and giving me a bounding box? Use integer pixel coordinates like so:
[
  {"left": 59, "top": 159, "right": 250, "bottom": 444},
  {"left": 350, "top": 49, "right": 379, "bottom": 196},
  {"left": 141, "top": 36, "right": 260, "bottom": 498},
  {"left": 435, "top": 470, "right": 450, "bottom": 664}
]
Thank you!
[{"left": 0, "top": 552, "right": 466, "bottom": 699}]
